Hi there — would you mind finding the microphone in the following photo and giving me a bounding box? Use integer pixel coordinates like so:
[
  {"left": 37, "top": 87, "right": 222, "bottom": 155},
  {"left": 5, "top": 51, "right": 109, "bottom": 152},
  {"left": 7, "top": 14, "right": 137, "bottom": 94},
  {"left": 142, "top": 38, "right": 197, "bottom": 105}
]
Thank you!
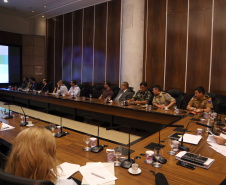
[
  {"left": 3, "top": 103, "right": 13, "bottom": 119},
  {"left": 195, "top": 122, "right": 218, "bottom": 135},
  {"left": 43, "top": 108, "right": 67, "bottom": 137},
  {"left": 90, "top": 124, "right": 104, "bottom": 153},
  {"left": 178, "top": 121, "right": 193, "bottom": 151},
  {"left": 106, "top": 125, "right": 134, "bottom": 169},
  {"left": 20, "top": 106, "right": 28, "bottom": 126}
]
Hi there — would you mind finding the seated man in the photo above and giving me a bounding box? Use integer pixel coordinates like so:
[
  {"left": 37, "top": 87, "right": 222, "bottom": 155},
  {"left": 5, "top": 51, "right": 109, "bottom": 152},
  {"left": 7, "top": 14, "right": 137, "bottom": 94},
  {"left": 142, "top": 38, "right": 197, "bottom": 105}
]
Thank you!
[
  {"left": 187, "top": 86, "right": 213, "bottom": 112},
  {"left": 99, "top": 81, "right": 114, "bottom": 100},
  {"left": 65, "top": 80, "right": 80, "bottom": 97},
  {"left": 20, "top": 77, "right": 28, "bottom": 89},
  {"left": 29, "top": 77, "right": 39, "bottom": 91},
  {"left": 129, "top": 82, "right": 152, "bottom": 104},
  {"left": 56, "top": 80, "right": 68, "bottom": 94},
  {"left": 152, "top": 85, "right": 176, "bottom": 109},
  {"left": 41, "top": 79, "right": 50, "bottom": 92},
  {"left": 114, "top": 81, "right": 134, "bottom": 101}
]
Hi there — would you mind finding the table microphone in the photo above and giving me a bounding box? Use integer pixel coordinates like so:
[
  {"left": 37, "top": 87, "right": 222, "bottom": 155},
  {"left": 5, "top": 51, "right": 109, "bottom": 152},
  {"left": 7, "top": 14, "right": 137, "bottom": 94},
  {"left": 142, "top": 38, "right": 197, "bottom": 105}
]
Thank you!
[
  {"left": 178, "top": 121, "right": 193, "bottom": 151},
  {"left": 20, "top": 106, "right": 28, "bottom": 126},
  {"left": 91, "top": 124, "right": 104, "bottom": 153},
  {"left": 106, "top": 126, "right": 134, "bottom": 169},
  {"left": 195, "top": 122, "right": 218, "bottom": 135},
  {"left": 3, "top": 103, "right": 13, "bottom": 119}
]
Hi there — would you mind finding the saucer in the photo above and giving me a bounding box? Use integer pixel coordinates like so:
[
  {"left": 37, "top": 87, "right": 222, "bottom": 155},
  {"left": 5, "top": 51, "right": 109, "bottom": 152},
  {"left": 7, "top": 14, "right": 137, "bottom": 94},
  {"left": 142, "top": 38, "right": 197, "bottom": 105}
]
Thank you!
[
  {"left": 26, "top": 124, "right": 34, "bottom": 127},
  {"left": 164, "top": 108, "right": 169, "bottom": 111},
  {"left": 128, "top": 168, "right": 141, "bottom": 175}
]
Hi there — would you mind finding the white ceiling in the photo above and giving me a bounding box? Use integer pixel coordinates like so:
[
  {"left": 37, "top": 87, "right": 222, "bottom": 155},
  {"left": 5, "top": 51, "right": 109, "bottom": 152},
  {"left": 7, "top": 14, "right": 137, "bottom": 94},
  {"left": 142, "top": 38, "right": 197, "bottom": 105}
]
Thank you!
[{"left": 0, "top": 0, "right": 111, "bottom": 19}]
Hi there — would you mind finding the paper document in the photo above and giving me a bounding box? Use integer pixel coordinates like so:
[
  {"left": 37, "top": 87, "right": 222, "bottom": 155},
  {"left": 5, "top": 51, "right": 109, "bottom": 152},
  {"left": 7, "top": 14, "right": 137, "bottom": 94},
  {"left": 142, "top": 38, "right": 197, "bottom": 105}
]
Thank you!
[
  {"left": 207, "top": 133, "right": 226, "bottom": 157},
  {"left": 57, "top": 162, "right": 80, "bottom": 179},
  {"left": 0, "top": 122, "right": 15, "bottom": 131},
  {"left": 80, "top": 162, "right": 117, "bottom": 185},
  {"left": 179, "top": 134, "right": 202, "bottom": 145}
]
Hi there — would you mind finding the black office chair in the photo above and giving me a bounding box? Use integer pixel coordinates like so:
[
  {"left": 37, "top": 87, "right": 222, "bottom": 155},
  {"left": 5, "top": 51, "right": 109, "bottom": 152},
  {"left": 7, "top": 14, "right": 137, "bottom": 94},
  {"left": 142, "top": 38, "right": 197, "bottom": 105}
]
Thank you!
[
  {"left": 0, "top": 170, "right": 54, "bottom": 185},
  {"left": 168, "top": 89, "right": 184, "bottom": 108}
]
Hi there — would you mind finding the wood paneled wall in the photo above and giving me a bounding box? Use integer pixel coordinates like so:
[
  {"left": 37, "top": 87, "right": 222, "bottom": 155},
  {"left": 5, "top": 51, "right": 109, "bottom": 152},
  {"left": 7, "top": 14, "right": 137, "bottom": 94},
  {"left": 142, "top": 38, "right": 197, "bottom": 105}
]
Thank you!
[
  {"left": 46, "top": 0, "right": 121, "bottom": 86},
  {"left": 143, "top": 0, "right": 226, "bottom": 95}
]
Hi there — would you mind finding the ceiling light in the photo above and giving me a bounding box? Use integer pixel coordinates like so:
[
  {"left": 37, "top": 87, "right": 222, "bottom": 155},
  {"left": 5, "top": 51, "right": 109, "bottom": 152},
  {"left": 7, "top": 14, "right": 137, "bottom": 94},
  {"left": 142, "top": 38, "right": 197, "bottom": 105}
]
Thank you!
[
  {"left": 4, "top": 0, "right": 8, "bottom": 3},
  {"left": 32, "top": 10, "right": 35, "bottom": 13},
  {"left": 42, "top": 15, "right": 45, "bottom": 18},
  {"left": 44, "top": 6, "right": 46, "bottom": 8}
]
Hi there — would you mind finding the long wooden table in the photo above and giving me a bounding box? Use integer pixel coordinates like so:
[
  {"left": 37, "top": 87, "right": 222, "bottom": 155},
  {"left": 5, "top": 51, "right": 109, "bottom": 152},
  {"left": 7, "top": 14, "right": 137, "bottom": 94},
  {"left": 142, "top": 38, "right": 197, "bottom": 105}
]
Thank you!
[
  {"left": 0, "top": 88, "right": 184, "bottom": 132},
  {"left": 0, "top": 111, "right": 225, "bottom": 184}
]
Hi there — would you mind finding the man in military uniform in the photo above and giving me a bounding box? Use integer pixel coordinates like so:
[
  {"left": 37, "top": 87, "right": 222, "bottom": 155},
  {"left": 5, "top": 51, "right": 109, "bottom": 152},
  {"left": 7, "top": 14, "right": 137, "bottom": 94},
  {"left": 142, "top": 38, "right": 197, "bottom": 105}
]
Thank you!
[
  {"left": 152, "top": 85, "right": 176, "bottom": 109},
  {"left": 129, "top": 82, "right": 152, "bottom": 104},
  {"left": 187, "top": 86, "right": 213, "bottom": 112}
]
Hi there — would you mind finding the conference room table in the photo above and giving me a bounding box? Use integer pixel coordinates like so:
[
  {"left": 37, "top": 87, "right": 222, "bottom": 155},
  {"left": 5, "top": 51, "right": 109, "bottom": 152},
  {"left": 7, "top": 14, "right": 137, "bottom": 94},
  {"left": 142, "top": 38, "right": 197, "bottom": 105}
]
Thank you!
[
  {"left": 0, "top": 110, "right": 226, "bottom": 184},
  {"left": 0, "top": 88, "right": 182, "bottom": 128}
]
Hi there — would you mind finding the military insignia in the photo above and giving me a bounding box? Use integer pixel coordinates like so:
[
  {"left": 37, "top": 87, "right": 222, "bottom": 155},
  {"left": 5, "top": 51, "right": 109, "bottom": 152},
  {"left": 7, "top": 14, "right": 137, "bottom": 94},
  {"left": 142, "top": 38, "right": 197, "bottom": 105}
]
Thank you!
[{"left": 208, "top": 100, "right": 211, "bottom": 103}]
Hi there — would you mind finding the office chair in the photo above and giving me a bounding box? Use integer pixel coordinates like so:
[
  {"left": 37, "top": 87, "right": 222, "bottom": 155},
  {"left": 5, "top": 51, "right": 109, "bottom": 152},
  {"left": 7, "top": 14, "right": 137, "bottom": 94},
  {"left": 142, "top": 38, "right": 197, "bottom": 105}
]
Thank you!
[{"left": 0, "top": 170, "right": 54, "bottom": 185}]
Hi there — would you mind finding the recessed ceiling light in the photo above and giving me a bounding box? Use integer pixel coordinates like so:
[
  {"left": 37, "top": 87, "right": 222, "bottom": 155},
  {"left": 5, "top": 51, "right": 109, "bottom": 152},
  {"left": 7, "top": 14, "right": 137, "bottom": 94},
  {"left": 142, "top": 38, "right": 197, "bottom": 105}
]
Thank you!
[
  {"left": 42, "top": 15, "right": 45, "bottom": 18},
  {"left": 44, "top": 6, "right": 46, "bottom": 8},
  {"left": 32, "top": 10, "right": 35, "bottom": 13},
  {"left": 4, "top": 0, "right": 8, "bottom": 3}
]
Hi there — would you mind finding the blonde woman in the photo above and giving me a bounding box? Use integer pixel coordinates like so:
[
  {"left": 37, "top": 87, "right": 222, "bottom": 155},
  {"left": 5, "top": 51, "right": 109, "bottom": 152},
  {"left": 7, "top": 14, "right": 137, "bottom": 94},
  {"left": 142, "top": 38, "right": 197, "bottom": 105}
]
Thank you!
[{"left": 5, "top": 127, "right": 77, "bottom": 185}]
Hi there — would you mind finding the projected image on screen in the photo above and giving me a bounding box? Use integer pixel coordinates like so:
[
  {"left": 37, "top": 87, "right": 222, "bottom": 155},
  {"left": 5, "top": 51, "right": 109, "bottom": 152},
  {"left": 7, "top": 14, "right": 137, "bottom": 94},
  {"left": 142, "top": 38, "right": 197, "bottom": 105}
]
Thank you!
[{"left": 0, "top": 45, "right": 9, "bottom": 83}]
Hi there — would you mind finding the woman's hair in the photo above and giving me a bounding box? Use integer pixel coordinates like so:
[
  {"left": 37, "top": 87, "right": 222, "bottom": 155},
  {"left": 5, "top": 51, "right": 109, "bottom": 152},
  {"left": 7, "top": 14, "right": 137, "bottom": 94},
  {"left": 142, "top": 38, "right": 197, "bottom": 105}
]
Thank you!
[{"left": 5, "top": 127, "right": 58, "bottom": 183}]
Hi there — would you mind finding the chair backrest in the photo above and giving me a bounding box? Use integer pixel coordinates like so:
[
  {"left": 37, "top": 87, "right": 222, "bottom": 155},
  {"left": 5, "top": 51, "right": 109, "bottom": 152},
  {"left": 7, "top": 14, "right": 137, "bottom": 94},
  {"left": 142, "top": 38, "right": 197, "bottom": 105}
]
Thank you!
[
  {"left": 168, "top": 89, "right": 185, "bottom": 108},
  {"left": 0, "top": 170, "right": 54, "bottom": 185}
]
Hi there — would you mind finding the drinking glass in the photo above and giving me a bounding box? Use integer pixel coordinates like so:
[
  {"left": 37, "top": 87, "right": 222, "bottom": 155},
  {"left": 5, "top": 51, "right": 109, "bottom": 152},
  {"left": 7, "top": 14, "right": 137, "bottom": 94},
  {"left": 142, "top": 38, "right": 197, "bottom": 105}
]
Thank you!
[
  {"left": 1, "top": 109, "right": 6, "bottom": 115},
  {"left": 114, "top": 146, "right": 122, "bottom": 166},
  {"left": 168, "top": 139, "right": 178, "bottom": 155},
  {"left": 89, "top": 94, "right": 92, "bottom": 99},
  {"left": 49, "top": 124, "right": 56, "bottom": 136},
  {"left": 83, "top": 134, "right": 91, "bottom": 151},
  {"left": 153, "top": 147, "right": 163, "bottom": 168}
]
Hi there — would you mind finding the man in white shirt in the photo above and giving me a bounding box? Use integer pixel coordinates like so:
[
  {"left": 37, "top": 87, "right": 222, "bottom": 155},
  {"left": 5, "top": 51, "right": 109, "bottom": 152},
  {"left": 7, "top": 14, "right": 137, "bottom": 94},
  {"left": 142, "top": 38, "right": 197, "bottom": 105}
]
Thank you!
[
  {"left": 56, "top": 80, "right": 68, "bottom": 95},
  {"left": 65, "top": 80, "right": 80, "bottom": 97}
]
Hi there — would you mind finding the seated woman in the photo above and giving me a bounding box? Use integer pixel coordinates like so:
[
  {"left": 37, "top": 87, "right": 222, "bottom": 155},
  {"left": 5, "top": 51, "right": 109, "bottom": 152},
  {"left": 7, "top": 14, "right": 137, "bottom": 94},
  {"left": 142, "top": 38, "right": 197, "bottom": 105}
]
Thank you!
[{"left": 5, "top": 127, "right": 77, "bottom": 185}]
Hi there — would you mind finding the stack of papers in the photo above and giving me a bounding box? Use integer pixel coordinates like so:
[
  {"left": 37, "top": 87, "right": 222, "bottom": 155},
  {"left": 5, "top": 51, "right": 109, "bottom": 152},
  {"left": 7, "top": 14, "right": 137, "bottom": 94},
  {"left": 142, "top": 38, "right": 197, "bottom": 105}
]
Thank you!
[
  {"left": 207, "top": 133, "right": 226, "bottom": 157},
  {"left": 0, "top": 122, "right": 15, "bottom": 131},
  {"left": 80, "top": 162, "right": 117, "bottom": 185},
  {"left": 178, "top": 134, "right": 202, "bottom": 145},
  {"left": 57, "top": 162, "right": 80, "bottom": 179}
]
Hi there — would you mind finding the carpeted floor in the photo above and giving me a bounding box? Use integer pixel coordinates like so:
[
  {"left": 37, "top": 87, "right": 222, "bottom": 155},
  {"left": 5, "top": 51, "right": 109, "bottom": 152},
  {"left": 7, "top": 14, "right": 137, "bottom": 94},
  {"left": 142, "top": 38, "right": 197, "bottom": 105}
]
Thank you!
[{"left": 0, "top": 101, "right": 141, "bottom": 145}]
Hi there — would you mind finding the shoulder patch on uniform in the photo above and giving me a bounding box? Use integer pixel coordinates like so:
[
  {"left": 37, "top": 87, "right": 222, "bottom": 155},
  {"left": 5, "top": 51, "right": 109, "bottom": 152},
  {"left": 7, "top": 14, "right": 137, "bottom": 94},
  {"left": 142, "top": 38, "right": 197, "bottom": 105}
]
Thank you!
[{"left": 208, "top": 99, "right": 212, "bottom": 104}]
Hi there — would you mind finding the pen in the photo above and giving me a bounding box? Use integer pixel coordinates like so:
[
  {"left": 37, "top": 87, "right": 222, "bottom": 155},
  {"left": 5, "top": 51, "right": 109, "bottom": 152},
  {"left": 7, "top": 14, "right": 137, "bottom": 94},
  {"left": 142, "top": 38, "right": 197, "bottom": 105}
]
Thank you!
[{"left": 91, "top": 172, "right": 105, "bottom": 179}]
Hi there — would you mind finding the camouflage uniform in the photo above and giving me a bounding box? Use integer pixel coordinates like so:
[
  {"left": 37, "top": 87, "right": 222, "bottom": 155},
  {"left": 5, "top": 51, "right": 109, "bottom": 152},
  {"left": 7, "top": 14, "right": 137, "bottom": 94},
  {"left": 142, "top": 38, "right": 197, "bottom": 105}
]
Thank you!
[
  {"left": 152, "top": 92, "right": 176, "bottom": 106},
  {"left": 187, "top": 95, "right": 213, "bottom": 109},
  {"left": 133, "top": 90, "right": 152, "bottom": 102}
]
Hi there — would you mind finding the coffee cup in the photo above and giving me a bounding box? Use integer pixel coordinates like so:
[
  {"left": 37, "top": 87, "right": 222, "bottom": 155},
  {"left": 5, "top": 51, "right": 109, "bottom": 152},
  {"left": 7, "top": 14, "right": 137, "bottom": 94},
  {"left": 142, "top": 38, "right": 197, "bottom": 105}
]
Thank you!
[
  {"left": 197, "top": 128, "right": 203, "bottom": 136},
  {"left": 27, "top": 121, "right": 33, "bottom": 126},
  {"left": 164, "top": 107, "right": 169, "bottom": 110},
  {"left": 200, "top": 119, "right": 205, "bottom": 124},
  {"left": 132, "top": 163, "right": 138, "bottom": 173}
]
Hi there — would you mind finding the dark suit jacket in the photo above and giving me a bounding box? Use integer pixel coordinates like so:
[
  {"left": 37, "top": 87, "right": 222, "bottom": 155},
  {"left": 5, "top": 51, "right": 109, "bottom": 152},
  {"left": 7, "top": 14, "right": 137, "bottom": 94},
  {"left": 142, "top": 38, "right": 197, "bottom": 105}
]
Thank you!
[
  {"left": 41, "top": 83, "right": 50, "bottom": 92},
  {"left": 114, "top": 88, "right": 134, "bottom": 101},
  {"left": 30, "top": 82, "right": 39, "bottom": 91}
]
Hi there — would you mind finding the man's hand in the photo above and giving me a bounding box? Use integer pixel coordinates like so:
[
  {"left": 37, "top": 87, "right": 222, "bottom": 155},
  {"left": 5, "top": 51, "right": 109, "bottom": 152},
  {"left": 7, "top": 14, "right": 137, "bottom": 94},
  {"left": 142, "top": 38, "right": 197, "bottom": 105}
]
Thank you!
[
  {"left": 213, "top": 135, "right": 226, "bottom": 145},
  {"left": 196, "top": 109, "right": 203, "bottom": 113}
]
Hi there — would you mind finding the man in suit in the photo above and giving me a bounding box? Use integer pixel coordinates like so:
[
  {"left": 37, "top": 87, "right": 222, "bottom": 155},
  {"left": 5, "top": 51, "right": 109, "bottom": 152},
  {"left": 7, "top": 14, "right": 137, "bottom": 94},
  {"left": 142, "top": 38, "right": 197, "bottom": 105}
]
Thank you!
[
  {"left": 20, "top": 77, "right": 28, "bottom": 89},
  {"left": 41, "top": 79, "right": 49, "bottom": 92},
  {"left": 114, "top": 82, "right": 134, "bottom": 101},
  {"left": 29, "top": 77, "right": 39, "bottom": 91}
]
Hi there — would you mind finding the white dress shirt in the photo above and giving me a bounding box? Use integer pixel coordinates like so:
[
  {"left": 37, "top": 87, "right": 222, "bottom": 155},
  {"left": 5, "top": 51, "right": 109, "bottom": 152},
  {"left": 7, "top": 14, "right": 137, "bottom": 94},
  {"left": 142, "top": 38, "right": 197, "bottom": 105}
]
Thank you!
[
  {"left": 57, "top": 85, "right": 68, "bottom": 94},
  {"left": 68, "top": 86, "right": 80, "bottom": 97}
]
